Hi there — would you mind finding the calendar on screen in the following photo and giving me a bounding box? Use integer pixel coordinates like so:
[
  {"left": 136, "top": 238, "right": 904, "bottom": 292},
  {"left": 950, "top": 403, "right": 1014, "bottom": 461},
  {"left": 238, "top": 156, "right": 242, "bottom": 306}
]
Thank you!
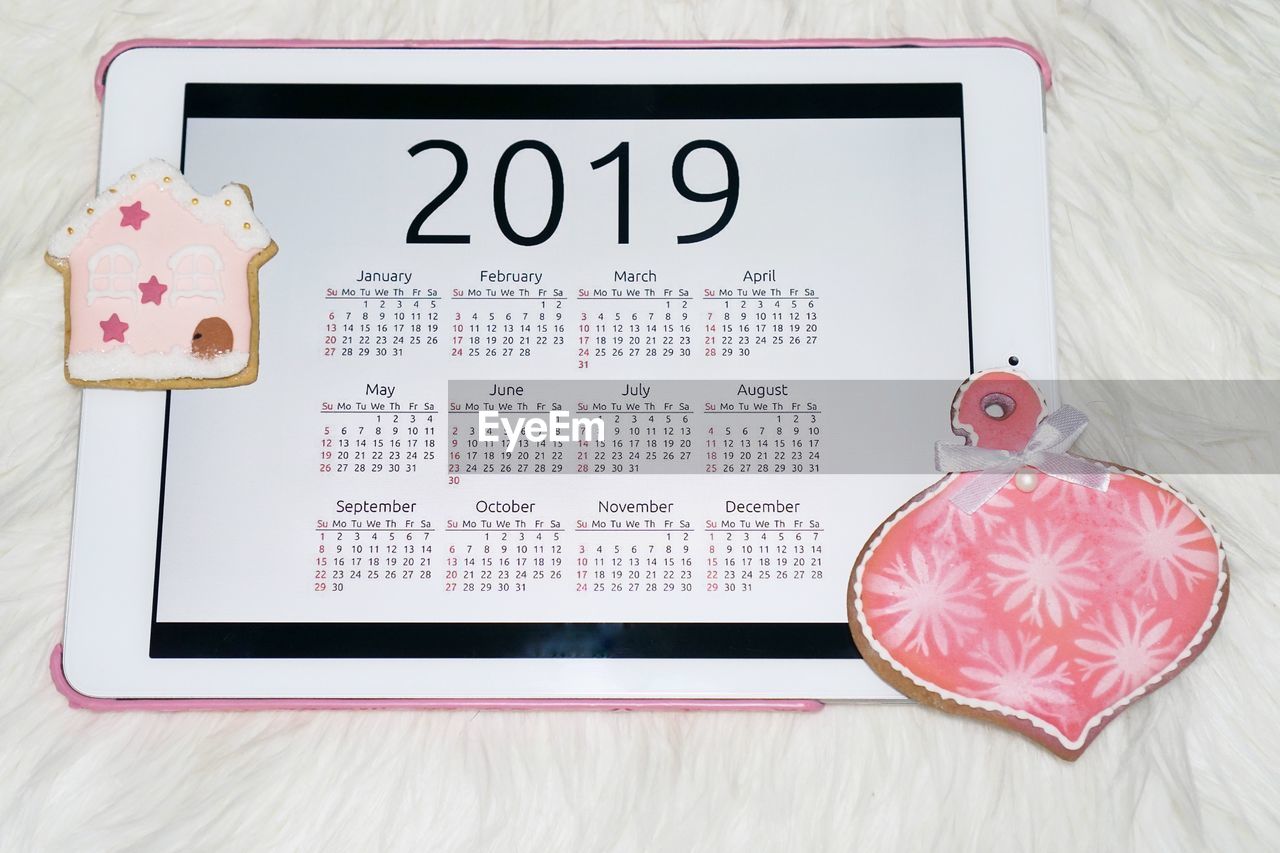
[{"left": 149, "top": 82, "right": 971, "bottom": 660}]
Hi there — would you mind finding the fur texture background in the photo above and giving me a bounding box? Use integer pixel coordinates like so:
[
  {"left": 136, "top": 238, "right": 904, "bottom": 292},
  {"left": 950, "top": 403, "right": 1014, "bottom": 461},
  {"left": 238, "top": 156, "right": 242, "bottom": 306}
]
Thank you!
[{"left": 1, "top": 1, "right": 1277, "bottom": 850}]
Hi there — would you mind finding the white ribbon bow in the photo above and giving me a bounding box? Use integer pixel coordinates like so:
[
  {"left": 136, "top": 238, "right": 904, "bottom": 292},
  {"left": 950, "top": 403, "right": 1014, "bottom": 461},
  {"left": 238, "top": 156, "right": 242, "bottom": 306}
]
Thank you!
[{"left": 935, "top": 404, "right": 1110, "bottom": 514}]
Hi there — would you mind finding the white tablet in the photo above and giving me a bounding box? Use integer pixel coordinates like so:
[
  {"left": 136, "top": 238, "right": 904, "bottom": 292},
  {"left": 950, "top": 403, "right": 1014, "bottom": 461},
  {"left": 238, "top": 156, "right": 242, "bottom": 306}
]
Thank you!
[{"left": 62, "top": 43, "right": 1054, "bottom": 701}]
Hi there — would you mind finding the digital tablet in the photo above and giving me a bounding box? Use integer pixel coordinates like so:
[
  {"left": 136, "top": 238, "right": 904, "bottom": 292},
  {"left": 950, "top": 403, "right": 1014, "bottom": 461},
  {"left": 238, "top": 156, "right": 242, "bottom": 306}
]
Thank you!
[{"left": 61, "top": 42, "right": 1054, "bottom": 701}]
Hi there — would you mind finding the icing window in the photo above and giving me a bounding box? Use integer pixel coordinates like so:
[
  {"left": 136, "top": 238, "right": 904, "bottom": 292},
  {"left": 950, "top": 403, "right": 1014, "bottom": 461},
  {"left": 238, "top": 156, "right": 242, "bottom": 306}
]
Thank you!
[
  {"left": 86, "top": 244, "right": 141, "bottom": 304},
  {"left": 168, "top": 245, "right": 225, "bottom": 302}
]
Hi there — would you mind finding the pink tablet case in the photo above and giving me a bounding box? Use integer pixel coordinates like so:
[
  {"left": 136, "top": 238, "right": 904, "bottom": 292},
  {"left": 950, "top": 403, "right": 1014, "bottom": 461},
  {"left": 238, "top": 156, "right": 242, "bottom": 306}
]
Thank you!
[
  {"left": 94, "top": 38, "right": 1052, "bottom": 100},
  {"left": 56, "top": 37, "right": 1050, "bottom": 712}
]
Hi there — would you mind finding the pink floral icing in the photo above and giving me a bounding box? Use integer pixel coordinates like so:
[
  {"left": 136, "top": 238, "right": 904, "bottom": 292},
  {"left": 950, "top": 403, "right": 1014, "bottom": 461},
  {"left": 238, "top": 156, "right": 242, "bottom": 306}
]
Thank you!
[{"left": 854, "top": 373, "right": 1226, "bottom": 751}]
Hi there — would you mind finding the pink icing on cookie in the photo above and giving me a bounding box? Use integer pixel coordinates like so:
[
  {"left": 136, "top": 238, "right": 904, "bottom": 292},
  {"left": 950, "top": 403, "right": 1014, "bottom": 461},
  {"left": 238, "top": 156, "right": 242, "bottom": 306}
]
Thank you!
[
  {"left": 118, "top": 200, "right": 149, "bottom": 230},
  {"left": 65, "top": 183, "right": 255, "bottom": 360},
  {"left": 138, "top": 275, "right": 168, "bottom": 305},
  {"left": 47, "top": 161, "right": 274, "bottom": 385},
  {"left": 99, "top": 313, "right": 128, "bottom": 343},
  {"left": 851, "top": 372, "right": 1227, "bottom": 757}
]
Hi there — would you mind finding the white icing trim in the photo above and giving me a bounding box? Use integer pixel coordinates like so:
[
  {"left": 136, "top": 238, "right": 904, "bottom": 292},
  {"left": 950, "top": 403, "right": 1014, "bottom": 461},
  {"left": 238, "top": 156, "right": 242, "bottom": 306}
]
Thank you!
[
  {"left": 48, "top": 159, "right": 271, "bottom": 258},
  {"left": 66, "top": 346, "right": 249, "bottom": 381},
  {"left": 167, "top": 244, "right": 226, "bottom": 303},
  {"left": 167, "top": 244, "right": 224, "bottom": 272},
  {"left": 172, "top": 290, "right": 224, "bottom": 304},
  {"left": 88, "top": 243, "right": 140, "bottom": 272},
  {"left": 85, "top": 243, "right": 140, "bottom": 305},
  {"left": 852, "top": 466, "right": 1228, "bottom": 751}
]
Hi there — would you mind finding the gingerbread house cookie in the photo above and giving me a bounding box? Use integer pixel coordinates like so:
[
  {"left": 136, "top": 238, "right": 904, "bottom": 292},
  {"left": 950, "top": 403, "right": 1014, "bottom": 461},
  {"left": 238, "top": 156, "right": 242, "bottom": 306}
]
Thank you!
[{"left": 45, "top": 160, "right": 277, "bottom": 389}]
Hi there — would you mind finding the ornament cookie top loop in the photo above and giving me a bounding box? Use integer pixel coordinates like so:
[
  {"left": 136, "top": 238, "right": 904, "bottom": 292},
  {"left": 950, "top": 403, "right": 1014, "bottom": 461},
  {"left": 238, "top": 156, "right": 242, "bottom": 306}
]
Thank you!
[{"left": 953, "top": 371, "right": 1044, "bottom": 450}]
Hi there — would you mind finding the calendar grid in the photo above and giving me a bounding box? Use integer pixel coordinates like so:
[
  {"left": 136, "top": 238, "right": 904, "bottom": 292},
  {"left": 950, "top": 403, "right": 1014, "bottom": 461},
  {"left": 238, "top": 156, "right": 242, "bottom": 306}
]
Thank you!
[{"left": 152, "top": 77, "right": 973, "bottom": 659}]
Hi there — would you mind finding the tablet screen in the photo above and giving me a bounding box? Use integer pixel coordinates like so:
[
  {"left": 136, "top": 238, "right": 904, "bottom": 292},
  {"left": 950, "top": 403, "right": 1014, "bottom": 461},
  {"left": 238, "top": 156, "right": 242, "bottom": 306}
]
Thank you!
[{"left": 149, "top": 81, "right": 970, "bottom": 659}]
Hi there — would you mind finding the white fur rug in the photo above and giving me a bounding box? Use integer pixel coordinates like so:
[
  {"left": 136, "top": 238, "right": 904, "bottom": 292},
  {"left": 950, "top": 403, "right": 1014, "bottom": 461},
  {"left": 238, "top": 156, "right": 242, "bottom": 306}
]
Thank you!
[{"left": 2, "top": 1, "right": 1278, "bottom": 850}]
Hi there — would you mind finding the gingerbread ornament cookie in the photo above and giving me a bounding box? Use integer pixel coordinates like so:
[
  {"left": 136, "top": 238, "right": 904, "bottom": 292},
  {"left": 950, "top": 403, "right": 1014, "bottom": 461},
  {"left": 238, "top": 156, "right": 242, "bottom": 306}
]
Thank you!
[
  {"left": 848, "top": 370, "right": 1228, "bottom": 760},
  {"left": 46, "top": 160, "right": 277, "bottom": 389}
]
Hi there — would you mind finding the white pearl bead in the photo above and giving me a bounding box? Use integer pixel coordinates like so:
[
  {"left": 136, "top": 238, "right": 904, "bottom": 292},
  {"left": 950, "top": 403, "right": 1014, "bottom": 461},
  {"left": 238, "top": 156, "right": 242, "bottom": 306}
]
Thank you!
[{"left": 1014, "top": 468, "right": 1040, "bottom": 493}]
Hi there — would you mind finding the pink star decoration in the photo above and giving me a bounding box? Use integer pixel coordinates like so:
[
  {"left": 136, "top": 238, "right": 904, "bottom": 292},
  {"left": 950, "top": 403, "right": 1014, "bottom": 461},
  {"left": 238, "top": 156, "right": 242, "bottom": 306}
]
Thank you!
[
  {"left": 100, "top": 313, "right": 129, "bottom": 343},
  {"left": 138, "top": 275, "right": 168, "bottom": 305},
  {"left": 119, "top": 201, "right": 149, "bottom": 230}
]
